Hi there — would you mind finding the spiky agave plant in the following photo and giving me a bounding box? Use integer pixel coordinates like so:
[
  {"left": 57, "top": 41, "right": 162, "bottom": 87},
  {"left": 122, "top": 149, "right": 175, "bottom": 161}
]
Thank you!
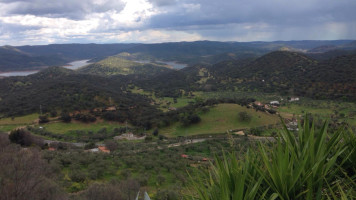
[
  {"left": 189, "top": 116, "right": 355, "bottom": 200},
  {"left": 256, "top": 116, "right": 350, "bottom": 199},
  {"left": 189, "top": 151, "right": 267, "bottom": 200}
]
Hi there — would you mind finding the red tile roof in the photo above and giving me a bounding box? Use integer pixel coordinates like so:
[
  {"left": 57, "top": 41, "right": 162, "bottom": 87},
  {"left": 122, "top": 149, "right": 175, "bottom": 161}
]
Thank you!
[{"left": 98, "top": 146, "right": 110, "bottom": 153}]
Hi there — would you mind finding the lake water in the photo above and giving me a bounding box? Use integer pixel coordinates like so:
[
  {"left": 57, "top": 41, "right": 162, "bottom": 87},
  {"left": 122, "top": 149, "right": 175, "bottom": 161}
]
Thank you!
[
  {"left": 0, "top": 60, "right": 90, "bottom": 77},
  {"left": 0, "top": 70, "right": 38, "bottom": 77},
  {"left": 63, "top": 59, "right": 90, "bottom": 70},
  {"left": 135, "top": 60, "right": 187, "bottom": 70}
]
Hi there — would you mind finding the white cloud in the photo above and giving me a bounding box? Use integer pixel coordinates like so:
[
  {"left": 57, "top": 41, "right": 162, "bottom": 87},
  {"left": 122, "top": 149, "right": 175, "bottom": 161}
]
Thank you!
[{"left": 0, "top": 0, "right": 355, "bottom": 45}]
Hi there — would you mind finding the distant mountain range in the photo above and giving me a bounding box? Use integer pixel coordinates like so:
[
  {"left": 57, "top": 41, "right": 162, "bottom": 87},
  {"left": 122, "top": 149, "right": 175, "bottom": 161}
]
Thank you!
[
  {"left": 207, "top": 51, "right": 356, "bottom": 99},
  {"left": 0, "top": 40, "right": 356, "bottom": 118},
  {"left": 1, "top": 40, "right": 355, "bottom": 72}
]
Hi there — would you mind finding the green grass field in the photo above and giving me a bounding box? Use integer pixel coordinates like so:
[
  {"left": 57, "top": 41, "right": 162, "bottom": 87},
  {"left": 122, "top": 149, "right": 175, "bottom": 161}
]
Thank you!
[
  {"left": 0, "top": 125, "right": 19, "bottom": 132},
  {"left": 161, "top": 97, "right": 193, "bottom": 109},
  {"left": 278, "top": 104, "right": 334, "bottom": 118},
  {"left": 160, "top": 103, "right": 280, "bottom": 137},
  {"left": 0, "top": 113, "right": 39, "bottom": 132},
  {"left": 41, "top": 121, "right": 124, "bottom": 134},
  {"left": 130, "top": 86, "right": 193, "bottom": 110},
  {"left": 0, "top": 113, "right": 38, "bottom": 125}
]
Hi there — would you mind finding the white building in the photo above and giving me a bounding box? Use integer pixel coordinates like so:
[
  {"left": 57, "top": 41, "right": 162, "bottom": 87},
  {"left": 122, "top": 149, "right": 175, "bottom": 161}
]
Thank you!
[{"left": 270, "top": 101, "right": 280, "bottom": 106}]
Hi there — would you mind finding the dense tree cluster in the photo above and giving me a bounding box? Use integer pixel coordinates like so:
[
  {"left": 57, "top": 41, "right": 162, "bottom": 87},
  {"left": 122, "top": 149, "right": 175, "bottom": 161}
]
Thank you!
[
  {"left": 0, "top": 133, "right": 67, "bottom": 200},
  {"left": 9, "top": 129, "right": 44, "bottom": 147}
]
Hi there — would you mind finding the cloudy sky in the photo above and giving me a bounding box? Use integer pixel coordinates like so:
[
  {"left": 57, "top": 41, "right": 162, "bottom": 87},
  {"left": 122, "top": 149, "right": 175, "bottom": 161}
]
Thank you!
[{"left": 0, "top": 0, "right": 355, "bottom": 45}]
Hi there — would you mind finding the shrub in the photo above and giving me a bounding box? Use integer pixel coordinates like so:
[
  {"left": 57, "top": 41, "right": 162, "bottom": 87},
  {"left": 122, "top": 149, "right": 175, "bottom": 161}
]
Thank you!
[
  {"left": 39, "top": 115, "right": 49, "bottom": 123},
  {"left": 190, "top": 116, "right": 355, "bottom": 199},
  {"left": 59, "top": 112, "right": 71, "bottom": 123},
  {"left": 238, "top": 111, "right": 251, "bottom": 122}
]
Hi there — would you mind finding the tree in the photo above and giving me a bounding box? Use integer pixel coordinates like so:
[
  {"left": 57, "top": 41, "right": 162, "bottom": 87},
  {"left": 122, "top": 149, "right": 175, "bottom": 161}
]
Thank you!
[
  {"left": 249, "top": 127, "right": 263, "bottom": 136},
  {"left": 84, "top": 142, "right": 96, "bottom": 150},
  {"left": 180, "top": 113, "right": 201, "bottom": 126},
  {"left": 157, "top": 174, "right": 166, "bottom": 185},
  {"left": 85, "top": 183, "right": 123, "bottom": 200},
  {"left": 153, "top": 128, "right": 159, "bottom": 136},
  {"left": 69, "top": 170, "right": 86, "bottom": 182},
  {"left": 50, "top": 110, "right": 58, "bottom": 117},
  {"left": 238, "top": 111, "right": 251, "bottom": 122},
  {"left": 59, "top": 112, "right": 71, "bottom": 123},
  {"left": 118, "top": 179, "right": 140, "bottom": 200},
  {"left": 156, "top": 189, "right": 179, "bottom": 200},
  {"left": 105, "top": 140, "right": 118, "bottom": 152},
  {"left": 0, "top": 133, "right": 67, "bottom": 200},
  {"left": 39, "top": 115, "right": 49, "bottom": 123},
  {"left": 8, "top": 129, "right": 43, "bottom": 147}
]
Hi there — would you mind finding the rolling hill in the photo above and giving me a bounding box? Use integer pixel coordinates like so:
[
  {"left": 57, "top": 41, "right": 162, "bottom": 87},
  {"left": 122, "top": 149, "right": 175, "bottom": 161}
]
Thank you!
[
  {"left": 79, "top": 56, "right": 173, "bottom": 76},
  {"left": 0, "top": 46, "right": 68, "bottom": 72},
  {"left": 3, "top": 40, "right": 354, "bottom": 72},
  {"left": 0, "top": 67, "right": 162, "bottom": 127},
  {"left": 207, "top": 51, "right": 356, "bottom": 99}
]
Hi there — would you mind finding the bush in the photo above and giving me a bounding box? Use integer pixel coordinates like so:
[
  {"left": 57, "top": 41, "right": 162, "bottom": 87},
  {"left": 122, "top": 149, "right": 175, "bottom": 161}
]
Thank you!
[
  {"left": 153, "top": 128, "right": 159, "bottom": 136},
  {"left": 180, "top": 113, "right": 201, "bottom": 126},
  {"left": 69, "top": 170, "right": 86, "bottom": 182},
  {"left": 9, "top": 129, "right": 44, "bottom": 147},
  {"left": 190, "top": 116, "right": 356, "bottom": 199},
  {"left": 39, "top": 115, "right": 49, "bottom": 123},
  {"left": 59, "top": 112, "right": 71, "bottom": 123},
  {"left": 156, "top": 189, "right": 180, "bottom": 200},
  {"left": 249, "top": 127, "right": 263, "bottom": 136},
  {"left": 238, "top": 111, "right": 251, "bottom": 122}
]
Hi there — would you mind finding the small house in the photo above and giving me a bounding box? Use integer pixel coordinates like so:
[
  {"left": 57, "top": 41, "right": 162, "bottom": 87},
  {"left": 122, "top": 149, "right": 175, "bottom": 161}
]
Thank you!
[
  {"left": 169, "top": 107, "right": 177, "bottom": 111},
  {"left": 105, "top": 106, "right": 117, "bottom": 111},
  {"left": 270, "top": 101, "right": 280, "bottom": 106},
  {"left": 181, "top": 154, "right": 189, "bottom": 158},
  {"left": 98, "top": 146, "right": 110, "bottom": 153},
  {"left": 254, "top": 101, "right": 263, "bottom": 106},
  {"left": 87, "top": 148, "right": 99, "bottom": 153},
  {"left": 48, "top": 147, "right": 56, "bottom": 151},
  {"left": 289, "top": 97, "right": 300, "bottom": 102},
  {"left": 234, "top": 131, "right": 245, "bottom": 136}
]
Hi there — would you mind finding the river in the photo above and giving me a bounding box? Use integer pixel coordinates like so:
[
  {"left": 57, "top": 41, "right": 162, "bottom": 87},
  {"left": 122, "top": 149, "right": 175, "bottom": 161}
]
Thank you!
[{"left": 0, "top": 60, "right": 91, "bottom": 77}]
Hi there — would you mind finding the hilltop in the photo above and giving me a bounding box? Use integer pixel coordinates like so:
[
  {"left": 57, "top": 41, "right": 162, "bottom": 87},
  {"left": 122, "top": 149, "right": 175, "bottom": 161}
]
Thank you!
[
  {"left": 79, "top": 56, "right": 173, "bottom": 76},
  {"left": 0, "top": 67, "right": 162, "bottom": 128},
  {"left": 2, "top": 40, "right": 355, "bottom": 72},
  {"left": 0, "top": 46, "right": 68, "bottom": 72}
]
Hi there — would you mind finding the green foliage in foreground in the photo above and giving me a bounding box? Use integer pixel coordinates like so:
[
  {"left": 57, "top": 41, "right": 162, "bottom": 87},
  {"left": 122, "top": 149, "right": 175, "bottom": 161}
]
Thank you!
[{"left": 190, "top": 116, "right": 356, "bottom": 200}]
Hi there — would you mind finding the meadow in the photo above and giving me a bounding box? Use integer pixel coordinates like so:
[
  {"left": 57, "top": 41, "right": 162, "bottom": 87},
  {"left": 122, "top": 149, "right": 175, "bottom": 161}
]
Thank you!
[{"left": 160, "top": 103, "right": 280, "bottom": 137}]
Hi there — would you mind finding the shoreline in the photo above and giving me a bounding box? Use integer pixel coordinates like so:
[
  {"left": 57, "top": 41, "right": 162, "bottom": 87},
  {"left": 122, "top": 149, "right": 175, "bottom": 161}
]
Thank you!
[{"left": 0, "top": 60, "right": 90, "bottom": 77}]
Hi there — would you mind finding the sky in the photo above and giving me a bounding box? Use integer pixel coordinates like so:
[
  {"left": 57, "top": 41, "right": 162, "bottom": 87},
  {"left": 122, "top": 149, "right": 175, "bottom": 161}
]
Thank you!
[{"left": 0, "top": 0, "right": 355, "bottom": 45}]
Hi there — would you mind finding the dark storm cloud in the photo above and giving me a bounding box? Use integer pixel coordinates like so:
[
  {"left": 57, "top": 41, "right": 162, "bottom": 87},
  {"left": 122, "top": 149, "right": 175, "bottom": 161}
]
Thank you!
[
  {"left": 0, "top": 22, "right": 41, "bottom": 34},
  {"left": 148, "top": 0, "right": 356, "bottom": 28},
  {"left": 0, "top": 0, "right": 356, "bottom": 44},
  {"left": 1, "top": 0, "right": 125, "bottom": 19}
]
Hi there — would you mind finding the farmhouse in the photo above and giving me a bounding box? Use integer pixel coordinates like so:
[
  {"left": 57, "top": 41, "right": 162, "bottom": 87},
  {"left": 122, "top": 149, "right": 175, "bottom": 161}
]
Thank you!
[
  {"left": 289, "top": 97, "right": 300, "bottom": 102},
  {"left": 114, "top": 132, "right": 146, "bottom": 140},
  {"left": 181, "top": 154, "right": 189, "bottom": 158},
  {"left": 98, "top": 146, "right": 110, "bottom": 153},
  {"left": 270, "top": 101, "right": 280, "bottom": 106}
]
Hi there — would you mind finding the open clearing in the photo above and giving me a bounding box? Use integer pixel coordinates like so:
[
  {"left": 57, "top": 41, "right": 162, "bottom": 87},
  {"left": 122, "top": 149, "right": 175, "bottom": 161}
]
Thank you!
[
  {"left": 41, "top": 121, "right": 124, "bottom": 134},
  {"left": 0, "top": 113, "right": 38, "bottom": 125},
  {"left": 160, "top": 103, "right": 280, "bottom": 137}
]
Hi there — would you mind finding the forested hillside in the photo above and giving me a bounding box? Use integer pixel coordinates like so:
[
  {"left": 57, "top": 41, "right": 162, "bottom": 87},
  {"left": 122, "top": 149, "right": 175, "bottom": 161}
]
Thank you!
[
  {"left": 79, "top": 56, "right": 173, "bottom": 76},
  {"left": 0, "top": 67, "right": 163, "bottom": 128},
  {"left": 0, "top": 46, "right": 68, "bottom": 71},
  {"left": 2, "top": 40, "right": 355, "bottom": 72},
  {"left": 205, "top": 51, "right": 356, "bottom": 100}
]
